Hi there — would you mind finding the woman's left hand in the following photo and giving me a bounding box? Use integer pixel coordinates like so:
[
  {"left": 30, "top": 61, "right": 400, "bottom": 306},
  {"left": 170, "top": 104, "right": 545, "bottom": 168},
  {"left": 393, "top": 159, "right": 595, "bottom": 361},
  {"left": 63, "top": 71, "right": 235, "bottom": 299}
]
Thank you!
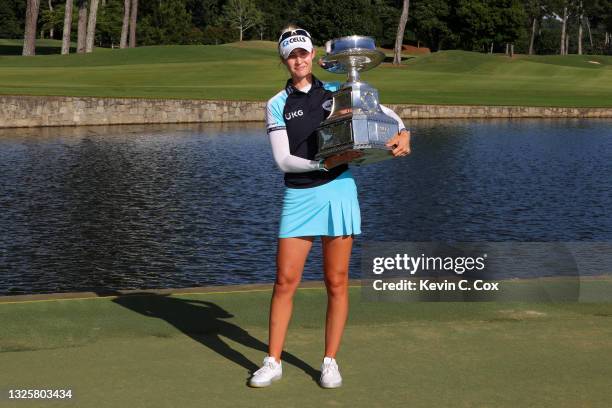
[{"left": 386, "top": 129, "right": 411, "bottom": 157}]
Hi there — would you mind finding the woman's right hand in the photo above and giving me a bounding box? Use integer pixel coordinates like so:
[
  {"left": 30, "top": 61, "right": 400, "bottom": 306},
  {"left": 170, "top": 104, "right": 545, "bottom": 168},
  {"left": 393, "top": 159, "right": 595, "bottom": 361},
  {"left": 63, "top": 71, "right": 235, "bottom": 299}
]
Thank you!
[{"left": 323, "top": 150, "right": 364, "bottom": 169}]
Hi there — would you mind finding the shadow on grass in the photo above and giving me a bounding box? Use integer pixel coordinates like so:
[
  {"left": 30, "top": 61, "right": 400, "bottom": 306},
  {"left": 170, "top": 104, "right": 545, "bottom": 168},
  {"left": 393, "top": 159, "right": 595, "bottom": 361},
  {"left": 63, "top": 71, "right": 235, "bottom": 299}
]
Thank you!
[
  {"left": 100, "top": 291, "right": 318, "bottom": 383},
  {"left": 0, "top": 45, "right": 76, "bottom": 56}
]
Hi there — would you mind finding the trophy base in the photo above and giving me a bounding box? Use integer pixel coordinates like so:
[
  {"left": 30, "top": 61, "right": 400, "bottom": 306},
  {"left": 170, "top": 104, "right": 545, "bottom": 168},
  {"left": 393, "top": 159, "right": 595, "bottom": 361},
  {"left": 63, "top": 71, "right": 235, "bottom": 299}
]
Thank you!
[
  {"left": 315, "top": 143, "right": 393, "bottom": 166},
  {"left": 315, "top": 111, "right": 399, "bottom": 167}
]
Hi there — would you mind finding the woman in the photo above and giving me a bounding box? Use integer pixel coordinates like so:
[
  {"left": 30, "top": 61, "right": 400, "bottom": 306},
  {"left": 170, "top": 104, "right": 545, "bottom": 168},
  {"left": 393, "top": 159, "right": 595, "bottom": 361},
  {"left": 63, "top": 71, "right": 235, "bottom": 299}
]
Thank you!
[{"left": 249, "top": 26, "right": 411, "bottom": 388}]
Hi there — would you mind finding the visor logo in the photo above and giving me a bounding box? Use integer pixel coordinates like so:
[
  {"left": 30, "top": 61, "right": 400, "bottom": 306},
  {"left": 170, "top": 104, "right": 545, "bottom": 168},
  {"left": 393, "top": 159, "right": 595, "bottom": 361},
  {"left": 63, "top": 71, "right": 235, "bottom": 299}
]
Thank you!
[{"left": 281, "top": 36, "right": 308, "bottom": 48}]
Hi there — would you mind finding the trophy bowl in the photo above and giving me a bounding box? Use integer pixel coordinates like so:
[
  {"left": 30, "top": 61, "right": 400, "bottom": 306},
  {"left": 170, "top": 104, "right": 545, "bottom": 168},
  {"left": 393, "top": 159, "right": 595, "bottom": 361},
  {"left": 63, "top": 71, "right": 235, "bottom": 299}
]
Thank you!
[
  {"left": 315, "top": 36, "right": 398, "bottom": 166},
  {"left": 321, "top": 36, "right": 386, "bottom": 75}
]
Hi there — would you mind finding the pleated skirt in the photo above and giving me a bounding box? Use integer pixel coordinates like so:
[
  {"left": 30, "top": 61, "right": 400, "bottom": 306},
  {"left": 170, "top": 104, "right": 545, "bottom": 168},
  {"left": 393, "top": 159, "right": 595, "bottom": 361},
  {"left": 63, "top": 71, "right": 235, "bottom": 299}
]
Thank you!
[{"left": 278, "top": 169, "right": 361, "bottom": 238}]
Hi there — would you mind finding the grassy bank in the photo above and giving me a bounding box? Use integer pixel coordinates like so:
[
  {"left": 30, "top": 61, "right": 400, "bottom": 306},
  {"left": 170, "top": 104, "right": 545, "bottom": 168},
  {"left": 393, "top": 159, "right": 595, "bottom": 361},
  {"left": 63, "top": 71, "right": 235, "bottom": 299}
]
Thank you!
[
  {"left": 0, "top": 41, "right": 610, "bottom": 107},
  {"left": 1, "top": 283, "right": 612, "bottom": 407}
]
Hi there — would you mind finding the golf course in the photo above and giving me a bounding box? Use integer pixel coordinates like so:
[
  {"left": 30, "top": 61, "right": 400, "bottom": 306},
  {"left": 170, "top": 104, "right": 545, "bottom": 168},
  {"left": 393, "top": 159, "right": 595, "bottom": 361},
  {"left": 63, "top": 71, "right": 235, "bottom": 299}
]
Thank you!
[
  {"left": 1, "top": 282, "right": 612, "bottom": 408},
  {"left": 0, "top": 39, "right": 611, "bottom": 107},
  {"left": 3, "top": 0, "right": 612, "bottom": 405}
]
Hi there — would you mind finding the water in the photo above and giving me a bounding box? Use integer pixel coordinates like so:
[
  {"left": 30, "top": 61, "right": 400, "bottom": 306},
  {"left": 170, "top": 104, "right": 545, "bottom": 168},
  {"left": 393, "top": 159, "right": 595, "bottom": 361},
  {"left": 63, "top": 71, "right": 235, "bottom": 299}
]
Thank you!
[{"left": 1, "top": 119, "right": 611, "bottom": 295}]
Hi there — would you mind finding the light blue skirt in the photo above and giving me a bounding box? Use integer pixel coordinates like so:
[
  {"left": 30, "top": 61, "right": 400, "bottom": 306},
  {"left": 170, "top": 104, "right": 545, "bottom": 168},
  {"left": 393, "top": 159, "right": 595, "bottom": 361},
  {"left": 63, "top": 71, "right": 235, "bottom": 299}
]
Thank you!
[{"left": 278, "top": 169, "right": 361, "bottom": 238}]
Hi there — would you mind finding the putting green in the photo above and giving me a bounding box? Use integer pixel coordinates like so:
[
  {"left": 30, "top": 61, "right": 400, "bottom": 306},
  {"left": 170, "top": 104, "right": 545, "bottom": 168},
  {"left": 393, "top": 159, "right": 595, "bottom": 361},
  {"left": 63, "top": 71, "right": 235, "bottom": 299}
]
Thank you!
[{"left": 1, "top": 284, "right": 612, "bottom": 407}]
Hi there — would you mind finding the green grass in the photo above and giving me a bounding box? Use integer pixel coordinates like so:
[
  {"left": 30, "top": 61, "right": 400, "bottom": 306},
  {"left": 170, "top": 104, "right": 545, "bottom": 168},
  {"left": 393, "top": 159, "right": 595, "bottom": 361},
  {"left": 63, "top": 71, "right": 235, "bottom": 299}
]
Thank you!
[
  {"left": 1, "top": 283, "right": 612, "bottom": 407},
  {"left": 0, "top": 41, "right": 611, "bottom": 106}
]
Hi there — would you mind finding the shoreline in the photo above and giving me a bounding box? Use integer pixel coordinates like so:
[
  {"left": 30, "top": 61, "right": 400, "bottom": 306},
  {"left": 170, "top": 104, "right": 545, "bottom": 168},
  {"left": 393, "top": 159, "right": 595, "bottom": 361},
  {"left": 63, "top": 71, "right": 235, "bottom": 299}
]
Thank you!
[
  {"left": 2, "top": 275, "right": 610, "bottom": 303},
  {"left": 0, "top": 280, "right": 356, "bottom": 304},
  {"left": 1, "top": 94, "right": 612, "bottom": 129}
]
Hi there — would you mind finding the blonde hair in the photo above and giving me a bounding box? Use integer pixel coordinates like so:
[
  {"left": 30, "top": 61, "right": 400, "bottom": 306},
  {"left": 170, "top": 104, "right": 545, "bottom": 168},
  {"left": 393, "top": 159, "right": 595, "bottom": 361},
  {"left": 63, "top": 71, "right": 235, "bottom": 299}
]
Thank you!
[{"left": 279, "top": 24, "right": 300, "bottom": 39}]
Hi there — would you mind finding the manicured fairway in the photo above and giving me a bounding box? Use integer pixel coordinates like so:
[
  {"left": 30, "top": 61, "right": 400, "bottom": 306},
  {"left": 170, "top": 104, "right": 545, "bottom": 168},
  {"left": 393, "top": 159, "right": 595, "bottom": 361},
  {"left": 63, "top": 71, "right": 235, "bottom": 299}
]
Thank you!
[
  {"left": 0, "top": 40, "right": 610, "bottom": 107},
  {"left": 1, "top": 282, "right": 612, "bottom": 407}
]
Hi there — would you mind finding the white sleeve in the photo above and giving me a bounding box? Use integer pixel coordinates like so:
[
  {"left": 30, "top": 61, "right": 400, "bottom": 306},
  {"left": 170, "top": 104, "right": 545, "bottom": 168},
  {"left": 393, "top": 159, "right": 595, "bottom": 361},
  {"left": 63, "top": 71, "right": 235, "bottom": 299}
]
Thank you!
[
  {"left": 380, "top": 104, "right": 407, "bottom": 132},
  {"left": 269, "top": 128, "right": 321, "bottom": 173}
]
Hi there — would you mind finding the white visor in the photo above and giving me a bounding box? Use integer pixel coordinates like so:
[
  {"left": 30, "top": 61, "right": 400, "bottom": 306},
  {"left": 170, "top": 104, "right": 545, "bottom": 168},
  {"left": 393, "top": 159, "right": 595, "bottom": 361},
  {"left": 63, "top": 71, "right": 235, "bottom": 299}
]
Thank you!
[{"left": 279, "top": 35, "right": 313, "bottom": 59}]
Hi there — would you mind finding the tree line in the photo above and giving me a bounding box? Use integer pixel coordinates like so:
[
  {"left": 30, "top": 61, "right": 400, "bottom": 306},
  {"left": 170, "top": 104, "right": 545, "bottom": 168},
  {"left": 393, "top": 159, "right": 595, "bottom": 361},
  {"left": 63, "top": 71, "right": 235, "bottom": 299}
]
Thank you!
[
  {"left": 2, "top": 0, "right": 611, "bottom": 56},
  {"left": 19, "top": 0, "right": 138, "bottom": 55}
]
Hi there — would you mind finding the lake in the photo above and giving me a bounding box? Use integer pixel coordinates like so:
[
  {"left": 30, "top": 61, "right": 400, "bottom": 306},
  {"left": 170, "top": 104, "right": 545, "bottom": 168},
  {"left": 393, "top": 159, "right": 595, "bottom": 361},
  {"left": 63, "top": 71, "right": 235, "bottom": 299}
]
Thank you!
[{"left": 1, "top": 119, "right": 610, "bottom": 295}]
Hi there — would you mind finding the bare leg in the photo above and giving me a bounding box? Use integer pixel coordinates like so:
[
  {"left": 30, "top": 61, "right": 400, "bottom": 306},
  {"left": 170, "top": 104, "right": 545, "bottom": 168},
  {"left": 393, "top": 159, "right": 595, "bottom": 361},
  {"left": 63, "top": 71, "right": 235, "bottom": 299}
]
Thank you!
[
  {"left": 268, "top": 236, "right": 314, "bottom": 362},
  {"left": 321, "top": 235, "right": 353, "bottom": 358}
]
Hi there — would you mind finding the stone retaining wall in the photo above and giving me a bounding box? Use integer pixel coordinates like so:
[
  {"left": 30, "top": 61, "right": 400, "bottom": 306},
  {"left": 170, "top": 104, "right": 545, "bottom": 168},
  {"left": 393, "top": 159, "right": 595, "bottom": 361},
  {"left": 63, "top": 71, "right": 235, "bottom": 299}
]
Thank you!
[
  {"left": 1, "top": 95, "right": 610, "bottom": 128},
  {"left": 0, "top": 96, "right": 265, "bottom": 128},
  {"left": 387, "top": 104, "right": 612, "bottom": 119}
]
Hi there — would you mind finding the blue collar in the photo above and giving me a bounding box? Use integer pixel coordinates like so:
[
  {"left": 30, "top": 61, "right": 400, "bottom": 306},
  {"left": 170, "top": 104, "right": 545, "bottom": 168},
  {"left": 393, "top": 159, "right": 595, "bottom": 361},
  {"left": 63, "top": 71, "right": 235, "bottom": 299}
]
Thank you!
[{"left": 285, "top": 75, "right": 324, "bottom": 95}]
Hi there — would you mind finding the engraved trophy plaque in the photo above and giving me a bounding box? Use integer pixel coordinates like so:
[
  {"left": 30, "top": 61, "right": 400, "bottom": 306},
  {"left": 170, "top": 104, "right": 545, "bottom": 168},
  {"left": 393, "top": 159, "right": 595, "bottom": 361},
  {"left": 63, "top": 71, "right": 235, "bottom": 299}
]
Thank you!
[{"left": 315, "top": 36, "right": 399, "bottom": 166}]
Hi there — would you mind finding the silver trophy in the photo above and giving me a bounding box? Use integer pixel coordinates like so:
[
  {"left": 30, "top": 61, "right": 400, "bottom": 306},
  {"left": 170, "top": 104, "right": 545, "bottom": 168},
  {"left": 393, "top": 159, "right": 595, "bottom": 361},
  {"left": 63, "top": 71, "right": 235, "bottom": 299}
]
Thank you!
[{"left": 315, "top": 36, "right": 399, "bottom": 166}]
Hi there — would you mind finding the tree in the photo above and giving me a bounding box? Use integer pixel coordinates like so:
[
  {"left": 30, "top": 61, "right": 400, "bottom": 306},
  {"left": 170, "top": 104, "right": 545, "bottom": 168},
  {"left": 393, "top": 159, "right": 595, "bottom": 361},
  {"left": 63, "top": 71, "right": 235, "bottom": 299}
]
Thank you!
[
  {"left": 295, "top": 0, "right": 386, "bottom": 45},
  {"left": 583, "top": 0, "right": 612, "bottom": 53},
  {"left": 85, "top": 0, "right": 99, "bottom": 52},
  {"left": 525, "top": 0, "right": 548, "bottom": 54},
  {"left": 453, "top": 0, "right": 497, "bottom": 51},
  {"left": 137, "top": 0, "right": 193, "bottom": 45},
  {"left": 120, "top": 0, "right": 130, "bottom": 48},
  {"left": 496, "top": 0, "right": 528, "bottom": 55},
  {"left": 47, "top": 0, "right": 54, "bottom": 38},
  {"left": 529, "top": 13, "right": 538, "bottom": 53},
  {"left": 23, "top": 0, "right": 41, "bottom": 56},
  {"left": 129, "top": 0, "right": 138, "bottom": 47},
  {"left": 585, "top": 0, "right": 612, "bottom": 53},
  {"left": 186, "top": 0, "right": 223, "bottom": 31},
  {"left": 550, "top": 0, "right": 579, "bottom": 55},
  {"left": 583, "top": 0, "right": 596, "bottom": 50},
  {"left": 393, "top": 0, "right": 410, "bottom": 65},
  {"left": 94, "top": 0, "right": 124, "bottom": 47},
  {"left": 560, "top": 2, "right": 568, "bottom": 54},
  {"left": 0, "top": 1, "right": 23, "bottom": 39},
  {"left": 577, "top": 0, "right": 585, "bottom": 54},
  {"left": 371, "top": 0, "right": 408, "bottom": 48},
  {"left": 222, "top": 0, "right": 262, "bottom": 42},
  {"left": 77, "top": 0, "right": 87, "bottom": 53},
  {"left": 61, "top": 0, "right": 73, "bottom": 54},
  {"left": 13, "top": 0, "right": 609, "bottom": 54},
  {"left": 23, "top": 0, "right": 40, "bottom": 56},
  {"left": 256, "top": 19, "right": 266, "bottom": 41},
  {"left": 411, "top": 0, "right": 453, "bottom": 51},
  {"left": 40, "top": 0, "right": 63, "bottom": 40}
]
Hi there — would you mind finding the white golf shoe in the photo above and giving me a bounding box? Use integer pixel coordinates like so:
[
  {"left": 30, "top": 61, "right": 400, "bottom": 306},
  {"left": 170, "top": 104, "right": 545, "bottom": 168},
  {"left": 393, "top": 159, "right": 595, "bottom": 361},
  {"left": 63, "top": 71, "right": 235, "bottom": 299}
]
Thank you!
[
  {"left": 319, "top": 356, "right": 342, "bottom": 388},
  {"left": 249, "top": 356, "right": 282, "bottom": 387}
]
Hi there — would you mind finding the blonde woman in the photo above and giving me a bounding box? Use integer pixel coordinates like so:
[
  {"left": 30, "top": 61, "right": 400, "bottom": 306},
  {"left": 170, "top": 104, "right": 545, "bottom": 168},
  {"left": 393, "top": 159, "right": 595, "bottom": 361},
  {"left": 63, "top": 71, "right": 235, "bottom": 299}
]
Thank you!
[{"left": 249, "top": 26, "right": 411, "bottom": 388}]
